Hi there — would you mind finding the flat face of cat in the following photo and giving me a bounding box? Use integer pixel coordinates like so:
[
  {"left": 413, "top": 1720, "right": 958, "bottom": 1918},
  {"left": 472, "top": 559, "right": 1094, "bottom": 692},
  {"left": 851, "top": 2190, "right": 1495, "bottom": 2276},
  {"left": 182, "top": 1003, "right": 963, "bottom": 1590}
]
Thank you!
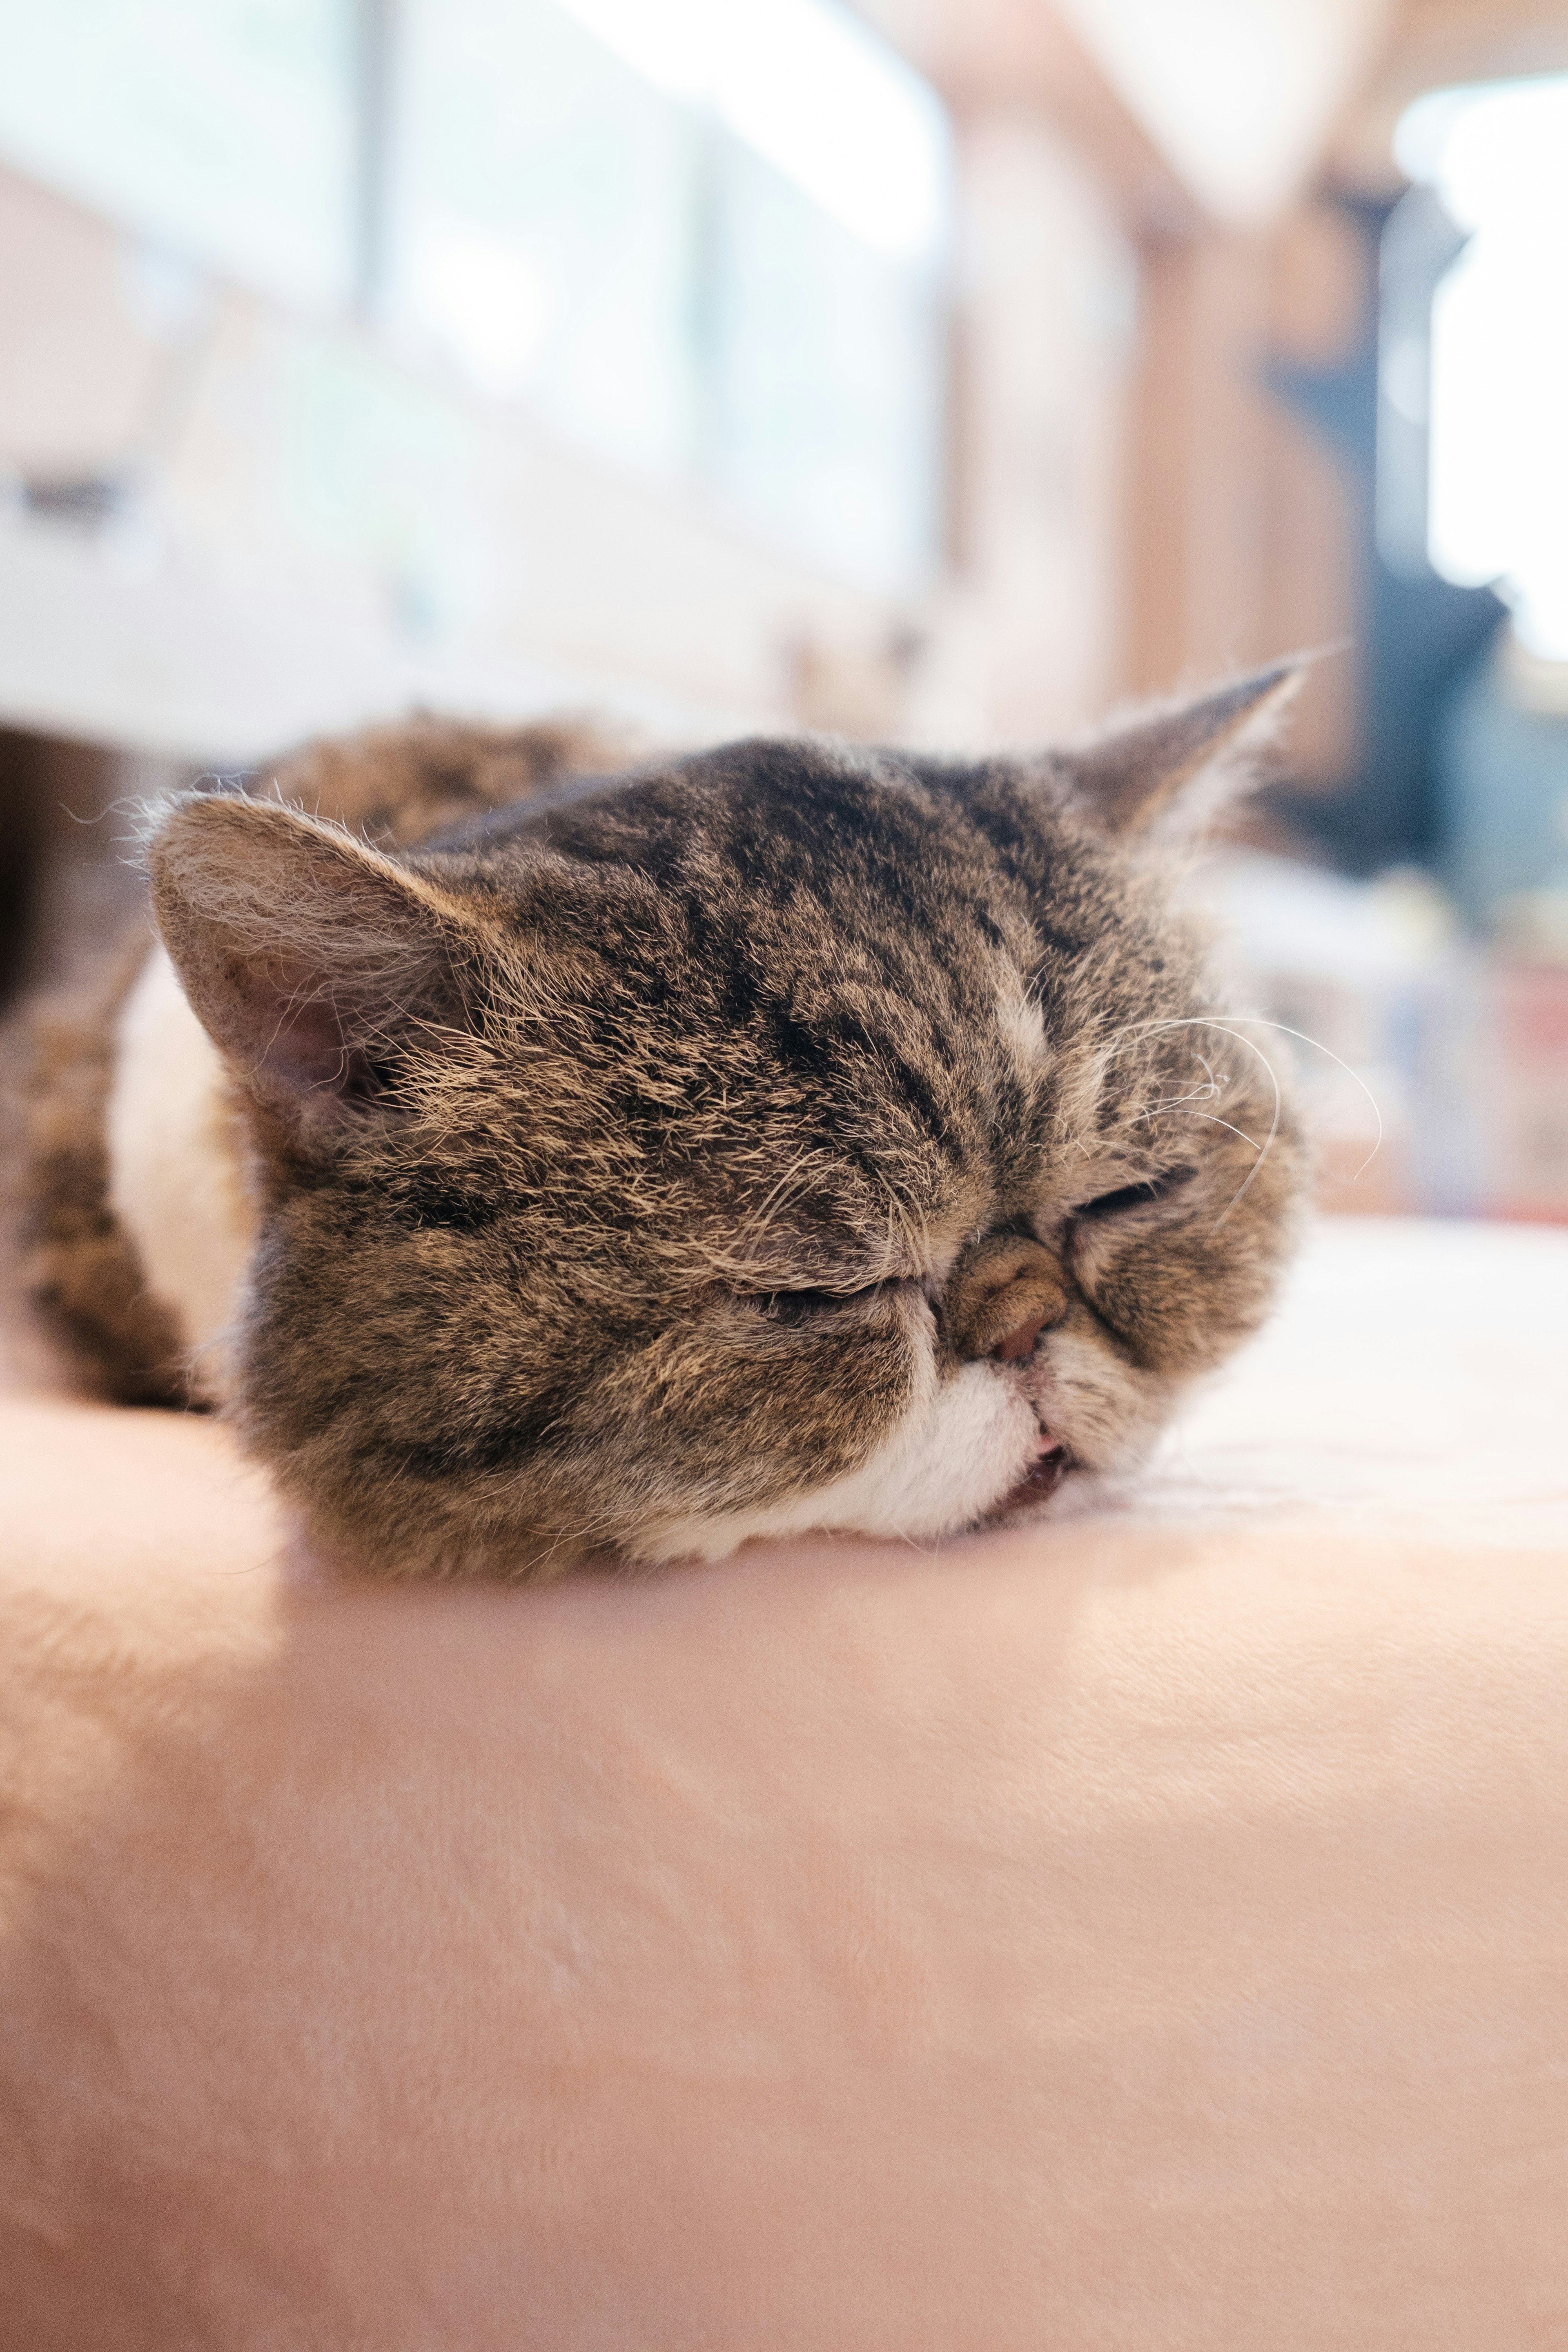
[{"left": 149, "top": 670, "right": 1308, "bottom": 1577}]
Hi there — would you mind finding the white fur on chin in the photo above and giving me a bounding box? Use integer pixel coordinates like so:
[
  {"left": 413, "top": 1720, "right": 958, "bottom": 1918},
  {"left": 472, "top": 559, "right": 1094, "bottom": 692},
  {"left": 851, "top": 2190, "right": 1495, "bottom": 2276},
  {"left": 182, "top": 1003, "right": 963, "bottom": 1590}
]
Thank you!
[{"left": 639, "top": 1357, "right": 1050, "bottom": 1565}]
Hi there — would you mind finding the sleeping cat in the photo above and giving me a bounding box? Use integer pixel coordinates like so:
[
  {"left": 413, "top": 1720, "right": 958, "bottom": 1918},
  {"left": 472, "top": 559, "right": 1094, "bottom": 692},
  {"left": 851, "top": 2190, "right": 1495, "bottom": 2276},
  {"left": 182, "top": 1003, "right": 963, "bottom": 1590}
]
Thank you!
[{"left": 24, "top": 669, "right": 1307, "bottom": 1577}]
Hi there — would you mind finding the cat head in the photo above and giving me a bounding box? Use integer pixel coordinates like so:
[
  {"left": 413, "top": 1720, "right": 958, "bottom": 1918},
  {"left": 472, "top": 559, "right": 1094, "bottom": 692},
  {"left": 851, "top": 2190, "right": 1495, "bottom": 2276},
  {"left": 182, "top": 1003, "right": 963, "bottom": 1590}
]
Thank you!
[{"left": 148, "top": 666, "right": 1308, "bottom": 1577}]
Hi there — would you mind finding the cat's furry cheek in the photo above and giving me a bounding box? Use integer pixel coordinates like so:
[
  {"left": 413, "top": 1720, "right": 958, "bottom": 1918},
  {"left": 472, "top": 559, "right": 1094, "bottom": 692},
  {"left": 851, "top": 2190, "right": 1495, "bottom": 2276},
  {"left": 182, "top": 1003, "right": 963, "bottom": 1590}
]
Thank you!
[{"left": 1030, "top": 1329, "right": 1180, "bottom": 1477}]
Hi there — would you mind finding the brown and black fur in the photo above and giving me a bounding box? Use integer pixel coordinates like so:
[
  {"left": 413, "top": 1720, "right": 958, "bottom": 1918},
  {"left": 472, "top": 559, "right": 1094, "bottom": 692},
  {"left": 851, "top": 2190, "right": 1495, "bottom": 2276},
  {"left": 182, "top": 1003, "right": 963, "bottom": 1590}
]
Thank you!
[
  {"left": 24, "top": 673, "right": 1309, "bottom": 1576},
  {"left": 16, "top": 717, "right": 626, "bottom": 1404}
]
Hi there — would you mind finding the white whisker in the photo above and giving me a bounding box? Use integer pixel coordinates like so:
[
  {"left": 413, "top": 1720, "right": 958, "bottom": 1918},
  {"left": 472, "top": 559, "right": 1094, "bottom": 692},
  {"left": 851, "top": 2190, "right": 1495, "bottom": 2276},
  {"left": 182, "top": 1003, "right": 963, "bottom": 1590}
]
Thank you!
[
  {"left": 1134, "top": 1108, "right": 1265, "bottom": 1152},
  {"left": 1229, "top": 1016, "right": 1384, "bottom": 1184},
  {"left": 1097, "top": 1016, "right": 1283, "bottom": 1228}
]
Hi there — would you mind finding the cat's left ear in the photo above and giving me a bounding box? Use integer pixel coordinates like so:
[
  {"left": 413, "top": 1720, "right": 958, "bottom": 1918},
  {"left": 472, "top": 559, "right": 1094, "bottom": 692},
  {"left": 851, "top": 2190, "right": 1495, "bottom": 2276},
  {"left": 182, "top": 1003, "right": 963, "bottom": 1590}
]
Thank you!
[
  {"left": 1056, "top": 659, "right": 1306, "bottom": 839},
  {"left": 146, "top": 791, "right": 491, "bottom": 1149}
]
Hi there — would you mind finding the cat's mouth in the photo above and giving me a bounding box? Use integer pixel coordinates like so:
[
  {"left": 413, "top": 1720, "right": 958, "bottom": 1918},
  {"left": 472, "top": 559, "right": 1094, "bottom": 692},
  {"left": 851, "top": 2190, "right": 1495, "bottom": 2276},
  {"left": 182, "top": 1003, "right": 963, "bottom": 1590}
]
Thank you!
[{"left": 986, "top": 1442, "right": 1073, "bottom": 1521}]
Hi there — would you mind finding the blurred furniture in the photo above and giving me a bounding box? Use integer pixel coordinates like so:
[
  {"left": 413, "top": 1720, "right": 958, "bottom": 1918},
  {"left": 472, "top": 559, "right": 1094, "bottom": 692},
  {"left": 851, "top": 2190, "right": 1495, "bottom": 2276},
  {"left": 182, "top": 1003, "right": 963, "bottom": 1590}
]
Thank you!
[{"left": 2, "top": 1216, "right": 1565, "bottom": 2349}]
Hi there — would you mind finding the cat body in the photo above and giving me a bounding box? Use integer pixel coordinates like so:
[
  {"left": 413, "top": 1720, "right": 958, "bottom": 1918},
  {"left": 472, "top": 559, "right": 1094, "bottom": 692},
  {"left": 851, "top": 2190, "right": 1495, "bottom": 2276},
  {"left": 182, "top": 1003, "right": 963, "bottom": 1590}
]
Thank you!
[{"left": 24, "top": 678, "right": 1307, "bottom": 1577}]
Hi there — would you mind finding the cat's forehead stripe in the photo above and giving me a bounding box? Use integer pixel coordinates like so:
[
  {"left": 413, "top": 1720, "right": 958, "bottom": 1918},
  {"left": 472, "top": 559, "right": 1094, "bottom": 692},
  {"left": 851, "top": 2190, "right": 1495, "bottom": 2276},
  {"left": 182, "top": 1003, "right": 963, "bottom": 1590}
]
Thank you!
[{"left": 996, "top": 984, "right": 1047, "bottom": 1078}]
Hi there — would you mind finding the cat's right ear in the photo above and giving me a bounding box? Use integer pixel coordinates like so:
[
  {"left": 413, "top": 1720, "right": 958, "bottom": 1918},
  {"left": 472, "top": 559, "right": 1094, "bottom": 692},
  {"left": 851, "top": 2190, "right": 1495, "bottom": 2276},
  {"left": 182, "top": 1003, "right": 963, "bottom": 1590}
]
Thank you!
[
  {"left": 146, "top": 792, "right": 487, "bottom": 1148},
  {"left": 1053, "top": 659, "right": 1306, "bottom": 839}
]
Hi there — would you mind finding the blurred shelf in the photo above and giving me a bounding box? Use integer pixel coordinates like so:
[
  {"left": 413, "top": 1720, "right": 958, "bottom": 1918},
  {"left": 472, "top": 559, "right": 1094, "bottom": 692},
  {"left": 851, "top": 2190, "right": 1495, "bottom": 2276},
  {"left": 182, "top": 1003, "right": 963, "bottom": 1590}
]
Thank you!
[{"left": 0, "top": 506, "right": 759, "bottom": 765}]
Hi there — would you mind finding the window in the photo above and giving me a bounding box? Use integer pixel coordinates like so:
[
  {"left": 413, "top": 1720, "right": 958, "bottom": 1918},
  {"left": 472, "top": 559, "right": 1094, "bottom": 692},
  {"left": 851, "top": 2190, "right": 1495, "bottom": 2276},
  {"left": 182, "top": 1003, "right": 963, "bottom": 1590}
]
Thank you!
[
  {"left": 388, "top": 0, "right": 951, "bottom": 585},
  {"left": 0, "top": 0, "right": 951, "bottom": 585},
  {"left": 385, "top": 0, "right": 698, "bottom": 477},
  {"left": 702, "top": 133, "right": 943, "bottom": 580},
  {"left": 0, "top": 0, "right": 359, "bottom": 309},
  {"left": 1395, "top": 74, "right": 1568, "bottom": 661}
]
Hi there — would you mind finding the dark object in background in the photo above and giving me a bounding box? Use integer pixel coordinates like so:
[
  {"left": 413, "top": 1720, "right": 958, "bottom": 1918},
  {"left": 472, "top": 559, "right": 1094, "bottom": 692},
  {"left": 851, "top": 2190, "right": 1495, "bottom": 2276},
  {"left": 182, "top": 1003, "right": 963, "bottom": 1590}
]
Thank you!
[
  {"left": 1266, "top": 188, "right": 1507, "bottom": 876},
  {"left": 0, "top": 730, "right": 51, "bottom": 1002},
  {"left": 0, "top": 730, "right": 149, "bottom": 1008}
]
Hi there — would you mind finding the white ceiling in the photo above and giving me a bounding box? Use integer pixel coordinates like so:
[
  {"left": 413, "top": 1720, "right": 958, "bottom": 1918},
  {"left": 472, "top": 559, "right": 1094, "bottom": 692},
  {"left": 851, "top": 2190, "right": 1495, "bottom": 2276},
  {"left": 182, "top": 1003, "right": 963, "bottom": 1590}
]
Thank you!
[{"left": 1038, "top": 0, "right": 1398, "bottom": 221}]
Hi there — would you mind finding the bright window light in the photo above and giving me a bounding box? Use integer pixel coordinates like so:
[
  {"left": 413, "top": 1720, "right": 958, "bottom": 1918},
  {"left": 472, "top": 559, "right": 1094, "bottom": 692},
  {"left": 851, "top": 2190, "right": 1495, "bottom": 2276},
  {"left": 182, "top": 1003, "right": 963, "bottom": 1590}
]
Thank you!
[
  {"left": 0, "top": 0, "right": 358, "bottom": 310},
  {"left": 390, "top": 0, "right": 949, "bottom": 584},
  {"left": 390, "top": 0, "right": 699, "bottom": 473},
  {"left": 553, "top": 0, "right": 948, "bottom": 259},
  {"left": 1396, "top": 75, "right": 1568, "bottom": 661}
]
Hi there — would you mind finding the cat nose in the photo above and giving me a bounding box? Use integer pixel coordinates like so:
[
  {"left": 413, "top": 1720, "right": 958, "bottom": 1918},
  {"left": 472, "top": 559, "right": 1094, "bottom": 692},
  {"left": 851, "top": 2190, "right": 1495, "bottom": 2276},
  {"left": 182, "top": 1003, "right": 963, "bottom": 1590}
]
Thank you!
[
  {"left": 994, "top": 1304, "right": 1057, "bottom": 1361},
  {"left": 944, "top": 1235, "right": 1067, "bottom": 1363}
]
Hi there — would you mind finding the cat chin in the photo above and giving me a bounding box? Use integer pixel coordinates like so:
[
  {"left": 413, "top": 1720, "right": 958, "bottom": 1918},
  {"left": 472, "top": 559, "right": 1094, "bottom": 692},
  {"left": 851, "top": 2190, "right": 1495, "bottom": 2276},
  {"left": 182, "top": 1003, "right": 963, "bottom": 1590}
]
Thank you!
[
  {"left": 278, "top": 1336, "right": 1183, "bottom": 1580},
  {"left": 277, "top": 1329, "right": 1180, "bottom": 1581},
  {"left": 627, "top": 1361, "right": 1064, "bottom": 1567},
  {"left": 974, "top": 1461, "right": 1112, "bottom": 1532},
  {"left": 570, "top": 1356, "right": 1173, "bottom": 1571},
  {"left": 979, "top": 1444, "right": 1074, "bottom": 1520}
]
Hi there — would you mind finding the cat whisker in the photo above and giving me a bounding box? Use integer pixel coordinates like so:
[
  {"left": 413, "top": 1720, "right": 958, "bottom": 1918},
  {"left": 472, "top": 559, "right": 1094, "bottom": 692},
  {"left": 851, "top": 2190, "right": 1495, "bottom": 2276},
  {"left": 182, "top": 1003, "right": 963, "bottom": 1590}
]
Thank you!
[
  {"left": 1097, "top": 1016, "right": 1282, "bottom": 1227},
  {"left": 1139, "top": 1076, "right": 1222, "bottom": 1114},
  {"left": 1222, "top": 1016, "right": 1384, "bottom": 1184},
  {"left": 1100, "top": 1010, "right": 1383, "bottom": 1190},
  {"left": 1133, "top": 1107, "right": 1266, "bottom": 1151}
]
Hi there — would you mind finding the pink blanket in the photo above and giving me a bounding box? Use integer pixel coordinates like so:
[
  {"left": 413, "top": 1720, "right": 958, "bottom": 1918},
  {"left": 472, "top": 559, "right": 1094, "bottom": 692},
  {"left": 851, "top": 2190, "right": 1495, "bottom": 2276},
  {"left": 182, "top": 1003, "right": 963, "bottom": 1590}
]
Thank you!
[{"left": 2, "top": 1218, "right": 1565, "bottom": 2347}]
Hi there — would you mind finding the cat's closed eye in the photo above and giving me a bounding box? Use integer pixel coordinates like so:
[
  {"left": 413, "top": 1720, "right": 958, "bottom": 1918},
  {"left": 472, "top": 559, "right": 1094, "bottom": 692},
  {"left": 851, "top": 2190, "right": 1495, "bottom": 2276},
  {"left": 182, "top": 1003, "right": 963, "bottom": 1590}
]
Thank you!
[
  {"left": 758, "top": 1282, "right": 893, "bottom": 1322},
  {"left": 1072, "top": 1167, "right": 1197, "bottom": 1221}
]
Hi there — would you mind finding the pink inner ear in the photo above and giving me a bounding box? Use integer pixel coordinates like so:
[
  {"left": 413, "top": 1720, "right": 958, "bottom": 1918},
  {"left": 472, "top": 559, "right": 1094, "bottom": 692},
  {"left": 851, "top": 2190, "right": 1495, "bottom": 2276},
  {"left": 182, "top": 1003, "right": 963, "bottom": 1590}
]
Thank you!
[{"left": 239, "top": 969, "right": 359, "bottom": 1100}]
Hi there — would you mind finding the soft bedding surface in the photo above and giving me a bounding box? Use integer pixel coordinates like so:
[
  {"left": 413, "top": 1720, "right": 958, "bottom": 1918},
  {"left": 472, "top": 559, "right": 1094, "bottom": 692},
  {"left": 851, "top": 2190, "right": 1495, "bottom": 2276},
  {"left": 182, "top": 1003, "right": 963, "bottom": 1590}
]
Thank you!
[{"left": 1, "top": 1218, "right": 1565, "bottom": 2349}]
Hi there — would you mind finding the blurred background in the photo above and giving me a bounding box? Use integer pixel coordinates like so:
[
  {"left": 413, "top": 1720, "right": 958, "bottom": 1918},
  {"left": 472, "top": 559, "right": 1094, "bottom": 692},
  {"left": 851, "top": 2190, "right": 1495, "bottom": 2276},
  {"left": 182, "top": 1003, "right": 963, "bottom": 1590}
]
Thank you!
[{"left": 1, "top": 0, "right": 1566, "bottom": 1220}]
